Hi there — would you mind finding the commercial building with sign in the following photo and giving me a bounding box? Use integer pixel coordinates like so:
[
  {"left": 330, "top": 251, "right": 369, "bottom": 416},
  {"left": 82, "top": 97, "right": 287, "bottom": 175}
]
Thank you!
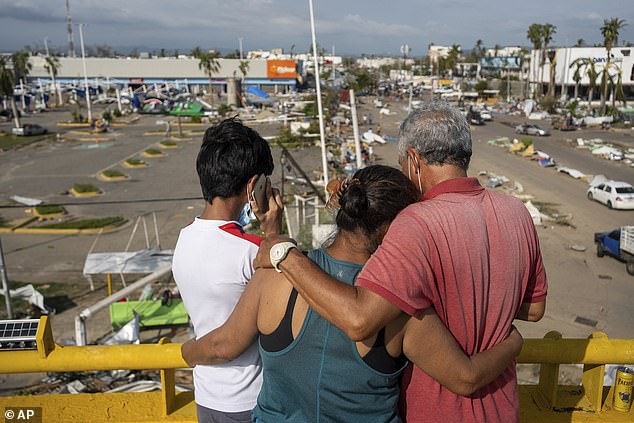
[
  {"left": 27, "top": 57, "right": 299, "bottom": 93},
  {"left": 528, "top": 47, "right": 634, "bottom": 100}
]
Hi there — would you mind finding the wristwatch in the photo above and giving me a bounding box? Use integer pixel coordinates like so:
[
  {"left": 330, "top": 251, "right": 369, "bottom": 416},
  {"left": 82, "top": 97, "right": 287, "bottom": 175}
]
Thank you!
[{"left": 270, "top": 242, "right": 298, "bottom": 273}]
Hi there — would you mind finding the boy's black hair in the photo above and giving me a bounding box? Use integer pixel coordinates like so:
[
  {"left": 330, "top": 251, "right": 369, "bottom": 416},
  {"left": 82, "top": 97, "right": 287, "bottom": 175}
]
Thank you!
[{"left": 196, "top": 117, "right": 274, "bottom": 202}]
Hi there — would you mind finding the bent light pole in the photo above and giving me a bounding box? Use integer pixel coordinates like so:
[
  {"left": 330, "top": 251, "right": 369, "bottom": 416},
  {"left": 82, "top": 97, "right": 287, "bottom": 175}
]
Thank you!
[{"left": 308, "top": 0, "right": 329, "bottom": 192}]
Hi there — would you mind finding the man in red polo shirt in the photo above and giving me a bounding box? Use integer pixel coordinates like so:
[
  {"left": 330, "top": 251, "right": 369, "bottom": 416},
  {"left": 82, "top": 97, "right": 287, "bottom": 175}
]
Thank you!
[{"left": 256, "top": 102, "right": 547, "bottom": 423}]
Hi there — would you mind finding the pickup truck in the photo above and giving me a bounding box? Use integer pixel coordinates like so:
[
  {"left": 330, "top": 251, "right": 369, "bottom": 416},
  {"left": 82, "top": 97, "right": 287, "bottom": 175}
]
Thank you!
[{"left": 595, "top": 226, "right": 634, "bottom": 276}]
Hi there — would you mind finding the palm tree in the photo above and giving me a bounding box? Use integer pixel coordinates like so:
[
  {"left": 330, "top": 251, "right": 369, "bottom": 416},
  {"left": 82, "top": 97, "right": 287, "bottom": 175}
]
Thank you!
[
  {"left": 606, "top": 63, "right": 625, "bottom": 108},
  {"left": 238, "top": 60, "right": 250, "bottom": 105},
  {"left": 570, "top": 58, "right": 585, "bottom": 100},
  {"left": 581, "top": 58, "right": 599, "bottom": 105},
  {"left": 238, "top": 60, "right": 250, "bottom": 81},
  {"left": 0, "top": 57, "right": 21, "bottom": 128},
  {"left": 194, "top": 49, "right": 220, "bottom": 103},
  {"left": 575, "top": 38, "right": 586, "bottom": 47},
  {"left": 541, "top": 23, "right": 556, "bottom": 97},
  {"left": 526, "top": 24, "right": 543, "bottom": 99},
  {"left": 600, "top": 18, "right": 627, "bottom": 114},
  {"left": 44, "top": 55, "right": 61, "bottom": 106},
  {"left": 12, "top": 50, "right": 32, "bottom": 111}
]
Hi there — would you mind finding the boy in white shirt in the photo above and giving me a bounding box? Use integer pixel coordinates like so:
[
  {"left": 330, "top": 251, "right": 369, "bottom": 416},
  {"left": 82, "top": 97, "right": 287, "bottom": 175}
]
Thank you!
[{"left": 173, "top": 117, "right": 282, "bottom": 423}]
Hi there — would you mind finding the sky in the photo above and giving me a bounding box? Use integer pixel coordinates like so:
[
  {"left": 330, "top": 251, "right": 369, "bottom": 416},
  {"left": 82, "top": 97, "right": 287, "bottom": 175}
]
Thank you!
[{"left": 0, "top": 0, "right": 632, "bottom": 55}]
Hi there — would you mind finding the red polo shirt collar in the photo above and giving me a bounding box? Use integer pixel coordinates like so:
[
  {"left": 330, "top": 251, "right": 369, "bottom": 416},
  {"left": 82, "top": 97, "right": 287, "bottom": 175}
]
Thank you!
[{"left": 423, "top": 177, "right": 484, "bottom": 201}]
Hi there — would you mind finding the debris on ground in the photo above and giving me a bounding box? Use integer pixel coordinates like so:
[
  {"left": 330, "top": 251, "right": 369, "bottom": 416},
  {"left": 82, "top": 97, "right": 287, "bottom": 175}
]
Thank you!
[
  {"left": 570, "top": 245, "right": 587, "bottom": 252},
  {"left": 10, "top": 195, "right": 43, "bottom": 206},
  {"left": 556, "top": 166, "right": 586, "bottom": 180}
]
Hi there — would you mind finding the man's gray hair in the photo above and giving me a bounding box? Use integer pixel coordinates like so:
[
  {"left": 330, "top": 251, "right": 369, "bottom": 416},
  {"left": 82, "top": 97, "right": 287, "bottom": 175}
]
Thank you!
[{"left": 398, "top": 101, "right": 472, "bottom": 170}]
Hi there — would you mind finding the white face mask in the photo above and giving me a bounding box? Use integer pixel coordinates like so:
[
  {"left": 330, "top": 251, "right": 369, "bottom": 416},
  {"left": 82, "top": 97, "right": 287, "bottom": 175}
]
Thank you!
[{"left": 408, "top": 156, "right": 423, "bottom": 193}]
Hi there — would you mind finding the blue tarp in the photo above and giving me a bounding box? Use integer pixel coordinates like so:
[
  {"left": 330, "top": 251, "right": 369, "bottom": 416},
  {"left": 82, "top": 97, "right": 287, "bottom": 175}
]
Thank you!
[{"left": 246, "top": 86, "right": 269, "bottom": 99}]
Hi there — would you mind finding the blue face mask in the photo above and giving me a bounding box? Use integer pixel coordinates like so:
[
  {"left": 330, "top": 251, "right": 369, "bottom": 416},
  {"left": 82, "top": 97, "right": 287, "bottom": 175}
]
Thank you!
[{"left": 237, "top": 201, "right": 256, "bottom": 227}]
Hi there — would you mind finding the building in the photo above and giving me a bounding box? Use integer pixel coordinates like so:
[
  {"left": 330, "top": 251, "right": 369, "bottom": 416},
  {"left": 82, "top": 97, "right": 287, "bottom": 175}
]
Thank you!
[
  {"left": 27, "top": 56, "right": 299, "bottom": 93},
  {"left": 485, "top": 46, "right": 523, "bottom": 57},
  {"left": 528, "top": 47, "right": 634, "bottom": 100}
]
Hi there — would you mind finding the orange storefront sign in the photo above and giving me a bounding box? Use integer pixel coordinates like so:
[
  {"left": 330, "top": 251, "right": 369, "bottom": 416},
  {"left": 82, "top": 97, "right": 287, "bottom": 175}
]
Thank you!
[{"left": 267, "top": 60, "right": 297, "bottom": 79}]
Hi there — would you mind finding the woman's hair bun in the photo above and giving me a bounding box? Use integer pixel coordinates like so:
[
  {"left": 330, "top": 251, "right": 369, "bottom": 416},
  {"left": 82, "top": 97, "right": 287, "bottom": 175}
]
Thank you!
[{"left": 340, "top": 182, "right": 368, "bottom": 219}]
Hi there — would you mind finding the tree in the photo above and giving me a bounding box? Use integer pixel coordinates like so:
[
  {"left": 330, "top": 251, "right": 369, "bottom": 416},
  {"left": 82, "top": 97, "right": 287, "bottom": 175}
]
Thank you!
[
  {"left": 442, "top": 44, "right": 461, "bottom": 77},
  {"left": 576, "top": 58, "right": 599, "bottom": 104},
  {"left": 526, "top": 24, "right": 543, "bottom": 99},
  {"left": 570, "top": 58, "right": 585, "bottom": 100},
  {"left": 600, "top": 18, "right": 627, "bottom": 115},
  {"left": 44, "top": 55, "right": 62, "bottom": 106},
  {"left": 193, "top": 48, "right": 221, "bottom": 103},
  {"left": 575, "top": 38, "right": 586, "bottom": 47},
  {"left": 238, "top": 60, "right": 250, "bottom": 101},
  {"left": 541, "top": 23, "right": 557, "bottom": 98},
  {"left": 0, "top": 57, "right": 21, "bottom": 128}
]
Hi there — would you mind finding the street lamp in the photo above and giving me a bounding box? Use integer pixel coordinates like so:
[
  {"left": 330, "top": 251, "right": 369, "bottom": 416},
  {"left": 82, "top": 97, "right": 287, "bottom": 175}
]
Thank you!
[
  {"left": 308, "top": 0, "right": 329, "bottom": 191},
  {"left": 78, "top": 23, "right": 92, "bottom": 122}
]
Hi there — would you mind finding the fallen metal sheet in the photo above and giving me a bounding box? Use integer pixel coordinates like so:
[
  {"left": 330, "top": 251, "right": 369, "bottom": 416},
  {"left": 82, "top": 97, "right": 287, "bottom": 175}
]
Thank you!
[
  {"left": 556, "top": 166, "right": 585, "bottom": 179},
  {"left": 10, "top": 195, "right": 43, "bottom": 206},
  {"left": 83, "top": 249, "right": 174, "bottom": 275}
]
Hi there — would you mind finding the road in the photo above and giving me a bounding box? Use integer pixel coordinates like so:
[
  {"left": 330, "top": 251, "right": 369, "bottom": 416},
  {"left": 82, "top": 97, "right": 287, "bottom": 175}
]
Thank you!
[{"left": 1, "top": 100, "right": 633, "bottom": 345}]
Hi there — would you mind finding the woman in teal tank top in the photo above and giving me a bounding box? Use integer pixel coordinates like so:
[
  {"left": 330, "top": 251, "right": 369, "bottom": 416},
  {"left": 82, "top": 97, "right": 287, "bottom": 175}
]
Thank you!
[{"left": 183, "top": 165, "right": 523, "bottom": 422}]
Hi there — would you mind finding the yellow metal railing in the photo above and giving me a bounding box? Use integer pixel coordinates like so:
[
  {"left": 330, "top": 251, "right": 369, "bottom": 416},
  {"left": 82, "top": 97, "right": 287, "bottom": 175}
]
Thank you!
[{"left": 0, "top": 317, "right": 632, "bottom": 422}]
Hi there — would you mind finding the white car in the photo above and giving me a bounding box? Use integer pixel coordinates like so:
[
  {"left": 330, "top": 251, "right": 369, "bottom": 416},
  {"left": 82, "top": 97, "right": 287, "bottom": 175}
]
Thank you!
[
  {"left": 479, "top": 110, "right": 493, "bottom": 121},
  {"left": 587, "top": 181, "right": 634, "bottom": 210}
]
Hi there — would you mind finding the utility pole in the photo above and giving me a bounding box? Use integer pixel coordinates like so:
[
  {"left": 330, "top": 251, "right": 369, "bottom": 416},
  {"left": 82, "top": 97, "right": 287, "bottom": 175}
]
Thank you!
[
  {"left": 238, "top": 37, "right": 244, "bottom": 60},
  {"left": 350, "top": 89, "right": 362, "bottom": 169},
  {"left": 332, "top": 45, "right": 336, "bottom": 83},
  {"left": 44, "top": 37, "right": 50, "bottom": 57},
  {"left": 65, "top": 0, "right": 75, "bottom": 57},
  {"left": 308, "top": 0, "right": 329, "bottom": 191},
  {"left": 0, "top": 238, "right": 13, "bottom": 319},
  {"left": 78, "top": 24, "right": 92, "bottom": 122}
]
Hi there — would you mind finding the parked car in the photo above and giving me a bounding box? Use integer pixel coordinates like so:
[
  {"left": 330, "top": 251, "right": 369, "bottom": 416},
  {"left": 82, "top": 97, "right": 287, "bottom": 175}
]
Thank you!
[
  {"left": 11, "top": 124, "right": 48, "bottom": 137},
  {"left": 515, "top": 124, "right": 550, "bottom": 136},
  {"left": 479, "top": 110, "right": 493, "bottom": 121},
  {"left": 587, "top": 180, "right": 634, "bottom": 210},
  {"left": 595, "top": 226, "right": 634, "bottom": 276}
]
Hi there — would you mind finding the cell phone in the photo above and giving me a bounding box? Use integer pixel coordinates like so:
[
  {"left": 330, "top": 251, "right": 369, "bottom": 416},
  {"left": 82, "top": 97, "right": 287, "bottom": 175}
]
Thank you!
[{"left": 251, "top": 174, "right": 268, "bottom": 213}]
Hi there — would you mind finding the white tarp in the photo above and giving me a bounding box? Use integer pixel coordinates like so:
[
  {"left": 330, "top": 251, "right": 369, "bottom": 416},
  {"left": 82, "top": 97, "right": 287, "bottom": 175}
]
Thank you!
[
  {"left": 588, "top": 174, "right": 609, "bottom": 187},
  {"left": 362, "top": 131, "right": 387, "bottom": 144},
  {"left": 101, "top": 313, "right": 140, "bottom": 345},
  {"left": 524, "top": 201, "right": 542, "bottom": 225},
  {"left": 83, "top": 249, "right": 174, "bottom": 275},
  {"left": 0, "top": 284, "right": 49, "bottom": 313}
]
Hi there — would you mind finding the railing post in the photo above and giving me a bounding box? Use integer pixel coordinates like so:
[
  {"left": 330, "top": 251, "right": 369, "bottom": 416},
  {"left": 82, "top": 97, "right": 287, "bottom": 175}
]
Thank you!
[
  {"left": 159, "top": 337, "right": 176, "bottom": 416},
  {"left": 537, "top": 331, "right": 562, "bottom": 408},
  {"left": 582, "top": 332, "right": 608, "bottom": 412}
]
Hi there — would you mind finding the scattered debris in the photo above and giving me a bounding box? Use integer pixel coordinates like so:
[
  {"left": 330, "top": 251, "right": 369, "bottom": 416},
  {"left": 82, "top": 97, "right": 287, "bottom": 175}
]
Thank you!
[
  {"left": 63, "top": 380, "right": 87, "bottom": 394},
  {"left": 556, "top": 166, "right": 585, "bottom": 180},
  {"left": 100, "top": 314, "right": 140, "bottom": 345},
  {"left": 0, "top": 284, "right": 53, "bottom": 314},
  {"left": 570, "top": 245, "right": 587, "bottom": 252},
  {"left": 592, "top": 146, "right": 624, "bottom": 161},
  {"left": 10, "top": 195, "right": 43, "bottom": 206},
  {"left": 574, "top": 316, "right": 598, "bottom": 327}
]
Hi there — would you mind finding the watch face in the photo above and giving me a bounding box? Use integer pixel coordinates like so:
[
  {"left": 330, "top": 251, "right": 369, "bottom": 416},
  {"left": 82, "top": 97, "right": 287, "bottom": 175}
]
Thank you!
[{"left": 272, "top": 245, "right": 284, "bottom": 260}]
